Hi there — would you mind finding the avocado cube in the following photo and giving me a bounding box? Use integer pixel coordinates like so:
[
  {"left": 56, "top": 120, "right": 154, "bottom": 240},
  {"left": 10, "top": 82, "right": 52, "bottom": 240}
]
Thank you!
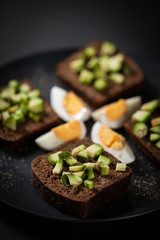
[
  {"left": 141, "top": 99, "right": 158, "bottom": 112},
  {"left": 116, "top": 163, "right": 126, "bottom": 171},
  {"left": 151, "top": 117, "right": 160, "bottom": 127},
  {"left": 70, "top": 58, "right": 85, "bottom": 73},
  {"left": 84, "top": 180, "right": 94, "bottom": 189},
  {"left": 28, "top": 89, "right": 40, "bottom": 99},
  {"left": 72, "top": 171, "right": 85, "bottom": 178},
  {"left": 93, "top": 78, "right": 108, "bottom": 91},
  {"left": 83, "top": 162, "right": 96, "bottom": 169},
  {"left": 72, "top": 144, "right": 86, "bottom": 157},
  {"left": 8, "top": 105, "right": 19, "bottom": 113},
  {"left": 67, "top": 174, "right": 80, "bottom": 186},
  {"left": 83, "top": 46, "right": 96, "bottom": 58},
  {"left": 86, "top": 57, "right": 99, "bottom": 70},
  {"left": 97, "top": 155, "right": 112, "bottom": 166},
  {"left": 133, "top": 122, "right": 148, "bottom": 138},
  {"left": 58, "top": 151, "right": 70, "bottom": 160},
  {"left": 69, "top": 165, "right": 84, "bottom": 172},
  {"left": 155, "top": 140, "right": 160, "bottom": 149},
  {"left": 108, "top": 53, "right": 124, "bottom": 72},
  {"left": 86, "top": 144, "right": 103, "bottom": 158},
  {"left": 99, "top": 56, "right": 110, "bottom": 72},
  {"left": 48, "top": 151, "right": 62, "bottom": 165},
  {"left": 61, "top": 174, "right": 70, "bottom": 186},
  {"left": 27, "top": 98, "right": 44, "bottom": 114},
  {"left": 132, "top": 110, "right": 151, "bottom": 123},
  {"left": 53, "top": 162, "right": 63, "bottom": 175},
  {"left": 3, "top": 116, "right": 17, "bottom": 131},
  {"left": 99, "top": 162, "right": 110, "bottom": 176},
  {"left": 1, "top": 111, "right": 10, "bottom": 121},
  {"left": 150, "top": 126, "right": 160, "bottom": 134},
  {"left": 19, "top": 83, "right": 31, "bottom": 93},
  {"left": 0, "top": 99, "right": 10, "bottom": 111},
  {"left": 93, "top": 67, "right": 106, "bottom": 78},
  {"left": 150, "top": 133, "right": 160, "bottom": 142},
  {"left": 109, "top": 73, "right": 125, "bottom": 84},
  {"left": 0, "top": 87, "right": 16, "bottom": 99},
  {"left": 79, "top": 69, "right": 94, "bottom": 85},
  {"left": 77, "top": 150, "right": 88, "bottom": 162},
  {"left": 28, "top": 112, "right": 41, "bottom": 122},
  {"left": 65, "top": 156, "right": 78, "bottom": 166},
  {"left": 100, "top": 41, "right": 117, "bottom": 55},
  {"left": 8, "top": 79, "right": 19, "bottom": 89},
  {"left": 86, "top": 167, "right": 95, "bottom": 180}
]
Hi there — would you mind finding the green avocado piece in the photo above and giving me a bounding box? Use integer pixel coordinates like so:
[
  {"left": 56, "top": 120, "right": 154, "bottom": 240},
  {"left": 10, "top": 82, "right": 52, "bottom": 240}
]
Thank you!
[
  {"left": 83, "top": 162, "right": 96, "bottom": 169},
  {"left": 86, "top": 167, "right": 95, "bottom": 179},
  {"left": 61, "top": 174, "right": 70, "bottom": 186},
  {"left": 72, "top": 144, "right": 86, "bottom": 157},
  {"left": 84, "top": 179, "right": 94, "bottom": 189},
  {"left": 52, "top": 162, "right": 63, "bottom": 175},
  {"left": 150, "top": 126, "right": 160, "bottom": 134},
  {"left": 86, "top": 143, "right": 103, "bottom": 158},
  {"left": 108, "top": 53, "right": 124, "bottom": 72},
  {"left": 99, "top": 162, "right": 110, "bottom": 176},
  {"left": 48, "top": 151, "right": 62, "bottom": 165},
  {"left": 28, "top": 112, "right": 41, "bottom": 122},
  {"left": 70, "top": 58, "right": 85, "bottom": 73},
  {"left": 151, "top": 117, "right": 160, "bottom": 127},
  {"left": 8, "top": 79, "right": 19, "bottom": 89},
  {"left": 133, "top": 122, "right": 148, "bottom": 138},
  {"left": 28, "top": 89, "right": 40, "bottom": 98},
  {"left": 1, "top": 111, "right": 10, "bottom": 121},
  {"left": 65, "top": 156, "right": 78, "bottom": 166},
  {"left": 79, "top": 69, "right": 94, "bottom": 85},
  {"left": 0, "top": 87, "right": 16, "bottom": 99},
  {"left": 141, "top": 99, "right": 158, "bottom": 112},
  {"left": 0, "top": 99, "right": 10, "bottom": 111},
  {"left": 27, "top": 98, "right": 44, "bottom": 114},
  {"left": 77, "top": 150, "right": 88, "bottom": 162},
  {"left": 155, "top": 141, "right": 160, "bottom": 149},
  {"left": 109, "top": 73, "right": 125, "bottom": 84},
  {"left": 149, "top": 133, "right": 160, "bottom": 142},
  {"left": 19, "top": 83, "right": 31, "bottom": 93},
  {"left": 100, "top": 41, "right": 117, "bottom": 55},
  {"left": 93, "top": 78, "right": 108, "bottom": 91},
  {"left": 97, "top": 155, "right": 112, "bottom": 166},
  {"left": 3, "top": 116, "right": 17, "bottom": 131},
  {"left": 67, "top": 174, "right": 81, "bottom": 186},
  {"left": 69, "top": 165, "right": 84, "bottom": 172},
  {"left": 83, "top": 46, "right": 96, "bottom": 58},
  {"left": 132, "top": 110, "right": 151, "bottom": 123},
  {"left": 86, "top": 57, "right": 99, "bottom": 70}
]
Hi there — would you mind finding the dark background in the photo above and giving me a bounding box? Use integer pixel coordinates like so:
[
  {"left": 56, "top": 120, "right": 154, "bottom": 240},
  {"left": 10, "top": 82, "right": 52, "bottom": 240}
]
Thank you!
[{"left": 0, "top": 0, "right": 160, "bottom": 238}]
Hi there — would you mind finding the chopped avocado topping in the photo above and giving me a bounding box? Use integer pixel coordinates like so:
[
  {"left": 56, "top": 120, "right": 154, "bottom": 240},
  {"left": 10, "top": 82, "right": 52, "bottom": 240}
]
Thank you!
[
  {"left": 93, "top": 78, "right": 108, "bottom": 91},
  {"left": 79, "top": 69, "right": 94, "bottom": 85},
  {"left": 3, "top": 116, "right": 17, "bottom": 131},
  {"left": 65, "top": 156, "right": 78, "bottom": 166},
  {"left": 84, "top": 180, "right": 94, "bottom": 189},
  {"left": 86, "top": 143, "right": 103, "bottom": 158},
  {"left": 70, "top": 58, "right": 85, "bottom": 73},
  {"left": 0, "top": 87, "right": 16, "bottom": 99},
  {"left": 150, "top": 133, "right": 160, "bottom": 142},
  {"left": 100, "top": 41, "right": 117, "bottom": 55},
  {"left": 69, "top": 165, "right": 84, "bottom": 172},
  {"left": 86, "top": 57, "right": 99, "bottom": 69},
  {"left": 72, "top": 171, "right": 85, "bottom": 178},
  {"left": 67, "top": 174, "right": 81, "bottom": 186},
  {"left": 108, "top": 54, "right": 124, "bottom": 72},
  {"left": 83, "top": 46, "right": 96, "bottom": 58},
  {"left": 151, "top": 117, "right": 160, "bottom": 127},
  {"left": 0, "top": 99, "right": 10, "bottom": 111},
  {"left": 72, "top": 144, "right": 86, "bottom": 157},
  {"left": 8, "top": 79, "right": 19, "bottom": 89},
  {"left": 99, "top": 162, "right": 110, "bottom": 176},
  {"left": 109, "top": 73, "right": 124, "bottom": 84},
  {"left": 133, "top": 122, "right": 148, "bottom": 138},
  {"left": 97, "top": 155, "right": 112, "bottom": 166},
  {"left": 1, "top": 111, "right": 10, "bottom": 121},
  {"left": 47, "top": 151, "right": 62, "bottom": 165},
  {"left": 58, "top": 151, "right": 70, "bottom": 160},
  {"left": 86, "top": 167, "right": 95, "bottom": 179},
  {"left": 27, "top": 98, "right": 44, "bottom": 114},
  {"left": 28, "top": 89, "right": 40, "bottom": 98},
  {"left": 19, "top": 83, "right": 31, "bottom": 93},
  {"left": 150, "top": 126, "right": 160, "bottom": 134},
  {"left": 155, "top": 141, "right": 160, "bottom": 149},
  {"left": 132, "top": 110, "right": 151, "bottom": 123},
  {"left": 53, "top": 162, "right": 63, "bottom": 175},
  {"left": 116, "top": 163, "right": 126, "bottom": 171},
  {"left": 28, "top": 112, "right": 41, "bottom": 122},
  {"left": 77, "top": 150, "right": 88, "bottom": 162},
  {"left": 83, "top": 162, "right": 96, "bottom": 169},
  {"left": 61, "top": 174, "right": 70, "bottom": 186},
  {"left": 141, "top": 99, "right": 158, "bottom": 112}
]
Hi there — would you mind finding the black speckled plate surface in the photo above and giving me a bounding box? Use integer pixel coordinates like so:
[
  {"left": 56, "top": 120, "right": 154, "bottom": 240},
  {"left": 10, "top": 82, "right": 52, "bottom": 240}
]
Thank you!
[{"left": 0, "top": 48, "right": 160, "bottom": 222}]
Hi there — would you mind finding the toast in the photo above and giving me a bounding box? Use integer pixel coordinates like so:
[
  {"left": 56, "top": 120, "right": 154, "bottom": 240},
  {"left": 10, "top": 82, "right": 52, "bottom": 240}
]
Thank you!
[
  {"left": 56, "top": 40, "right": 144, "bottom": 108},
  {"left": 0, "top": 79, "right": 60, "bottom": 149},
  {"left": 124, "top": 99, "right": 160, "bottom": 166},
  {"left": 31, "top": 137, "right": 132, "bottom": 218}
]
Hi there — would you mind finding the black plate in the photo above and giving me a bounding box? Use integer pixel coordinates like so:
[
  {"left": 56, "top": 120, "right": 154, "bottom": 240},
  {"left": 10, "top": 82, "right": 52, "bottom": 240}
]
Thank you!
[{"left": 0, "top": 48, "right": 160, "bottom": 223}]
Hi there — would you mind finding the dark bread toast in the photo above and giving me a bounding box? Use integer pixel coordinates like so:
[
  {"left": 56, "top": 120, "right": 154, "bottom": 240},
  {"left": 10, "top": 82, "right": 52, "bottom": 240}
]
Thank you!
[
  {"left": 31, "top": 137, "right": 132, "bottom": 218},
  {"left": 56, "top": 40, "right": 144, "bottom": 108},
  {"left": 0, "top": 79, "right": 60, "bottom": 149},
  {"left": 124, "top": 100, "right": 160, "bottom": 166}
]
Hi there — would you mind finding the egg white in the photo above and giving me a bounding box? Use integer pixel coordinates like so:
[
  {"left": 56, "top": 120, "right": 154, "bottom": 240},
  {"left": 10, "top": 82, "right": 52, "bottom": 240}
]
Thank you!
[
  {"left": 91, "top": 121, "right": 135, "bottom": 164},
  {"left": 91, "top": 96, "right": 142, "bottom": 129},
  {"left": 35, "top": 120, "right": 87, "bottom": 151},
  {"left": 50, "top": 86, "right": 91, "bottom": 122}
]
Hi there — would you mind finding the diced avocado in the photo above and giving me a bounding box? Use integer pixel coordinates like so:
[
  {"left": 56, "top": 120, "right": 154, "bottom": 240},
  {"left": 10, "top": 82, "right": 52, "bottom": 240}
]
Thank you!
[
  {"left": 93, "top": 78, "right": 108, "bottom": 91},
  {"left": 133, "top": 122, "right": 148, "bottom": 138},
  {"left": 28, "top": 89, "right": 40, "bottom": 98},
  {"left": 151, "top": 117, "right": 160, "bottom": 127},
  {"left": 69, "top": 165, "right": 84, "bottom": 172},
  {"left": 97, "top": 155, "right": 112, "bottom": 166},
  {"left": 99, "top": 162, "right": 110, "bottom": 176},
  {"left": 84, "top": 180, "right": 94, "bottom": 189},
  {"left": 65, "top": 156, "right": 78, "bottom": 166},
  {"left": 149, "top": 133, "right": 160, "bottom": 142},
  {"left": 155, "top": 140, "right": 160, "bottom": 149},
  {"left": 61, "top": 174, "right": 70, "bottom": 186},
  {"left": 132, "top": 110, "right": 151, "bottom": 123},
  {"left": 123, "top": 64, "right": 131, "bottom": 75},
  {"left": 72, "top": 144, "right": 86, "bottom": 157},
  {"left": 0, "top": 87, "right": 16, "bottom": 99},
  {"left": 109, "top": 73, "right": 124, "bottom": 84},
  {"left": 0, "top": 99, "right": 10, "bottom": 111},
  {"left": 150, "top": 126, "right": 160, "bottom": 134},
  {"left": 14, "top": 109, "right": 25, "bottom": 123},
  {"left": 74, "top": 175, "right": 83, "bottom": 185},
  {"left": 72, "top": 171, "right": 85, "bottom": 178},
  {"left": 11, "top": 93, "right": 23, "bottom": 104},
  {"left": 83, "top": 46, "right": 96, "bottom": 58},
  {"left": 70, "top": 58, "right": 85, "bottom": 73},
  {"left": 48, "top": 151, "right": 62, "bottom": 165},
  {"left": 93, "top": 67, "right": 106, "bottom": 78},
  {"left": 3, "top": 116, "right": 17, "bottom": 131},
  {"left": 67, "top": 174, "right": 81, "bottom": 186},
  {"left": 77, "top": 150, "right": 88, "bottom": 162},
  {"left": 8, "top": 105, "right": 19, "bottom": 114},
  {"left": 8, "top": 79, "right": 19, "bottom": 89},
  {"left": 19, "top": 83, "right": 31, "bottom": 93},
  {"left": 86, "top": 143, "right": 103, "bottom": 158},
  {"left": 86, "top": 57, "right": 99, "bottom": 70},
  {"left": 83, "top": 162, "right": 96, "bottom": 169},
  {"left": 79, "top": 69, "right": 94, "bottom": 85},
  {"left": 141, "top": 99, "right": 158, "bottom": 112},
  {"left": 100, "top": 41, "right": 117, "bottom": 55},
  {"left": 27, "top": 98, "right": 44, "bottom": 114},
  {"left": 116, "top": 163, "right": 126, "bottom": 171},
  {"left": 52, "top": 162, "right": 63, "bottom": 175},
  {"left": 1, "top": 111, "right": 10, "bottom": 121},
  {"left": 58, "top": 151, "right": 70, "bottom": 160},
  {"left": 28, "top": 112, "right": 41, "bottom": 122},
  {"left": 99, "top": 56, "right": 109, "bottom": 72},
  {"left": 62, "top": 171, "right": 70, "bottom": 176},
  {"left": 86, "top": 167, "right": 95, "bottom": 179},
  {"left": 108, "top": 53, "right": 124, "bottom": 72}
]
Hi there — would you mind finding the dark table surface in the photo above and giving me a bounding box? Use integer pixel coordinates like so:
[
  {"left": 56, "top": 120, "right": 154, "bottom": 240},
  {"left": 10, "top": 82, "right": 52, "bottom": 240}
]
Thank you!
[{"left": 0, "top": 1, "right": 160, "bottom": 238}]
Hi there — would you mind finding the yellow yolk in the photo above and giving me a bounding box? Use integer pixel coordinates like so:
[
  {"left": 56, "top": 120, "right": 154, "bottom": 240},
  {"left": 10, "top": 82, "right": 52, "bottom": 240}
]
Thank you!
[
  {"left": 51, "top": 120, "right": 82, "bottom": 142},
  {"left": 63, "top": 91, "right": 87, "bottom": 116},
  {"left": 105, "top": 99, "right": 127, "bottom": 121},
  {"left": 98, "top": 125, "right": 125, "bottom": 150}
]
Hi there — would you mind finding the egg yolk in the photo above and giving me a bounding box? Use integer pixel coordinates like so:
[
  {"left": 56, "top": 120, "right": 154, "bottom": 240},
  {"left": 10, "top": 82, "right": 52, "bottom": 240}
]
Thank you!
[
  {"left": 98, "top": 125, "right": 125, "bottom": 150},
  {"left": 63, "top": 91, "right": 87, "bottom": 116},
  {"left": 51, "top": 120, "right": 82, "bottom": 142},
  {"left": 105, "top": 99, "right": 127, "bottom": 121}
]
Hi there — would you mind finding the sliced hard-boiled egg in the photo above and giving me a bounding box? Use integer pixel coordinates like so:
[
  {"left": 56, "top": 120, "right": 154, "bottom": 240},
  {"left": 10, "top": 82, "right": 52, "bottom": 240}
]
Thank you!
[
  {"left": 50, "top": 86, "right": 91, "bottom": 122},
  {"left": 91, "top": 121, "right": 135, "bottom": 164},
  {"left": 35, "top": 120, "right": 86, "bottom": 151},
  {"left": 91, "top": 96, "right": 142, "bottom": 129}
]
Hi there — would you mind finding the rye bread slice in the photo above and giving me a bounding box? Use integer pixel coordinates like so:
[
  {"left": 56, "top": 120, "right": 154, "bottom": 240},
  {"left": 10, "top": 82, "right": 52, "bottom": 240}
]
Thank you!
[
  {"left": 56, "top": 40, "right": 144, "bottom": 108},
  {"left": 31, "top": 137, "right": 132, "bottom": 218},
  {"left": 0, "top": 79, "right": 60, "bottom": 149},
  {"left": 124, "top": 100, "right": 160, "bottom": 166}
]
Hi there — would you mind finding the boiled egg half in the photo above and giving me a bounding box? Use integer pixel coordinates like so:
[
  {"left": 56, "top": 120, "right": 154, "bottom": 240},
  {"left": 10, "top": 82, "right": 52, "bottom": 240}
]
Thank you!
[
  {"left": 35, "top": 120, "right": 86, "bottom": 151},
  {"left": 50, "top": 86, "right": 91, "bottom": 122},
  {"left": 91, "top": 96, "right": 141, "bottom": 129},
  {"left": 91, "top": 121, "right": 135, "bottom": 164}
]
